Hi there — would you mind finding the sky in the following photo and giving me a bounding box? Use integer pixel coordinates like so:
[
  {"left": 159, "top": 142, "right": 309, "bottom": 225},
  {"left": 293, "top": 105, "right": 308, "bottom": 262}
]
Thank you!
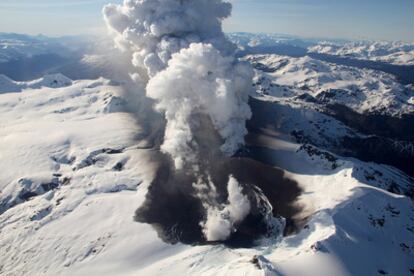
[{"left": 0, "top": 0, "right": 413, "bottom": 41}]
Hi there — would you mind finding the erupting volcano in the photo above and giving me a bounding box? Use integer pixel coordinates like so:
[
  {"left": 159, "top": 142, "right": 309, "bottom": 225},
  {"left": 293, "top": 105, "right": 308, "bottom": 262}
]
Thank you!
[{"left": 103, "top": 0, "right": 298, "bottom": 244}]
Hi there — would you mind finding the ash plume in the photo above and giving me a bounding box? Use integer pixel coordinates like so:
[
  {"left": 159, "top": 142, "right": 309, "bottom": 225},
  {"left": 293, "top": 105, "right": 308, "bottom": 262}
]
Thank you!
[
  {"left": 103, "top": 0, "right": 279, "bottom": 243},
  {"left": 146, "top": 43, "right": 252, "bottom": 169},
  {"left": 103, "top": 0, "right": 252, "bottom": 170}
]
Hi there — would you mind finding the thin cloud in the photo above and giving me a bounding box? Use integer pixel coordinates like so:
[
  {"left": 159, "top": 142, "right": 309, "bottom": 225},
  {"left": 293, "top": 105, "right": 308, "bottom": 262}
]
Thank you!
[{"left": 0, "top": 0, "right": 112, "bottom": 8}]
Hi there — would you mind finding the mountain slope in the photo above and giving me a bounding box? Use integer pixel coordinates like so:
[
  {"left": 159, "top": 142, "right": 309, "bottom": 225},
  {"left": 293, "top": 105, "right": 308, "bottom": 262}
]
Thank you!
[
  {"left": 0, "top": 72, "right": 413, "bottom": 275},
  {"left": 309, "top": 41, "right": 414, "bottom": 66}
]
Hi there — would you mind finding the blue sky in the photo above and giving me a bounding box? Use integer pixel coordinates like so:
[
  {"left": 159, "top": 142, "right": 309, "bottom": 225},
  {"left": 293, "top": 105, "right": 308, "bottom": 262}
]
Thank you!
[{"left": 0, "top": 0, "right": 413, "bottom": 41}]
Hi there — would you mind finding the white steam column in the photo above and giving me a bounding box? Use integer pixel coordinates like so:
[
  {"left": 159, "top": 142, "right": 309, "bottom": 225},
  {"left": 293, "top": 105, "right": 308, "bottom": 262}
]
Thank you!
[{"left": 104, "top": 0, "right": 253, "bottom": 241}]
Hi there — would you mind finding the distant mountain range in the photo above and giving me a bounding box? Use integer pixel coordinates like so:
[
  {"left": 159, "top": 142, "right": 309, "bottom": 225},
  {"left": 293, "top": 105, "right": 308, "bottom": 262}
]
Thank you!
[{"left": 1, "top": 32, "right": 413, "bottom": 81}]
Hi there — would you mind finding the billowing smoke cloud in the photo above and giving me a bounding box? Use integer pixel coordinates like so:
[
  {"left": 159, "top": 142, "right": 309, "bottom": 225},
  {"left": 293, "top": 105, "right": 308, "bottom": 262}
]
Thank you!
[
  {"left": 103, "top": 0, "right": 236, "bottom": 79},
  {"left": 103, "top": 0, "right": 252, "bottom": 169},
  {"left": 103, "top": 0, "right": 254, "bottom": 242},
  {"left": 147, "top": 43, "right": 252, "bottom": 169}
]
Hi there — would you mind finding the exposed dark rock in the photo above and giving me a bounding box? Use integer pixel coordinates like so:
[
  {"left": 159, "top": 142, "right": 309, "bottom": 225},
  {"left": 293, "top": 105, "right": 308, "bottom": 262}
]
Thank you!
[
  {"left": 30, "top": 206, "right": 52, "bottom": 221},
  {"left": 325, "top": 103, "right": 414, "bottom": 141},
  {"left": 74, "top": 148, "right": 124, "bottom": 170},
  {"left": 112, "top": 162, "right": 124, "bottom": 171},
  {"left": 0, "top": 175, "right": 70, "bottom": 215}
]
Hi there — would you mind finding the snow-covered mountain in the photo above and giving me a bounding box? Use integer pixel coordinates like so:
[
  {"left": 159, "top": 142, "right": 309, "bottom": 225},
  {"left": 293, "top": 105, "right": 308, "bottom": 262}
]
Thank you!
[
  {"left": 0, "top": 33, "right": 94, "bottom": 63},
  {"left": 246, "top": 54, "right": 414, "bottom": 116},
  {"left": 0, "top": 73, "right": 72, "bottom": 93},
  {"left": 309, "top": 41, "right": 414, "bottom": 66},
  {"left": 0, "top": 33, "right": 413, "bottom": 276},
  {"left": 228, "top": 33, "right": 414, "bottom": 67},
  {"left": 0, "top": 33, "right": 63, "bottom": 63},
  {"left": 1, "top": 73, "right": 413, "bottom": 276},
  {"left": 247, "top": 53, "right": 414, "bottom": 177},
  {"left": 0, "top": 33, "right": 120, "bottom": 81},
  {"left": 228, "top": 32, "right": 319, "bottom": 50}
]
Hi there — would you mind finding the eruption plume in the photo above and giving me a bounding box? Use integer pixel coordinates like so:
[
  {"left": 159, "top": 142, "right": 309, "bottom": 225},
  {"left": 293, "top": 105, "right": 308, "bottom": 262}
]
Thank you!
[
  {"left": 103, "top": 0, "right": 270, "bottom": 242},
  {"left": 103, "top": 0, "right": 252, "bottom": 169}
]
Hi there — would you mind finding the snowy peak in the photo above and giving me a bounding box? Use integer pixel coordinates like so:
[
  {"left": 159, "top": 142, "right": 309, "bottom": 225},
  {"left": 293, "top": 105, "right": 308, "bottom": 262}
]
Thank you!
[
  {"left": 228, "top": 32, "right": 414, "bottom": 66},
  {"left": 27, "top": 74, "right": 73, "bottom": 89},
  {"left": 0, "top": 73, "right": 73, "bottom": 93},
  {"left": 308, "top": 41, "right": 414, "bottom": 65},
  {"left": 247, "top": 54, "right": 414, "bottom": 116}
]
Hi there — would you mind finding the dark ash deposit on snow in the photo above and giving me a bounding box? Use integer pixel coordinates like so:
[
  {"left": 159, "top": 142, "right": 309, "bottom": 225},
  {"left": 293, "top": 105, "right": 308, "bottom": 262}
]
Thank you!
[{"left": 135, "top": 152, "right": 304, "bottom": 248}]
